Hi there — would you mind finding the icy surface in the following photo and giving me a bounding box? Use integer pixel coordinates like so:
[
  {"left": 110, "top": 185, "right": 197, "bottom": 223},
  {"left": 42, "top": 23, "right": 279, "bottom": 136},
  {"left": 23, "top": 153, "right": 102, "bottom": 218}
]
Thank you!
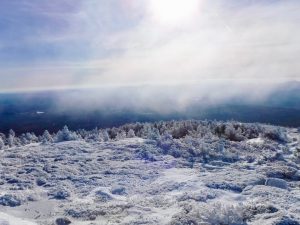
[{"left": 0, "top": 123, "right": 300, "bottom": 225}]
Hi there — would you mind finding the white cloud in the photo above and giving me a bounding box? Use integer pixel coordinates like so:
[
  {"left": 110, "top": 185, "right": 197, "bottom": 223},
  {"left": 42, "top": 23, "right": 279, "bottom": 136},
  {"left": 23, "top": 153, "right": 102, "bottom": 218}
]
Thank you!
[
  {"left": 0, "top": 0, "right": 299, "bottom": 92},
  {"left": 84, "top": 0, "right": 300, "bottom": 86}
]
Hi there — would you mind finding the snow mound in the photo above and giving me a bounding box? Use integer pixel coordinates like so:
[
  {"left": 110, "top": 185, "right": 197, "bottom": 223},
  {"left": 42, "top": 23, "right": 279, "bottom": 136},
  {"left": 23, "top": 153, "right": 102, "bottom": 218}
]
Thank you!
[{"left": 265, "top": 178, "right": 288, "bottom": 190}]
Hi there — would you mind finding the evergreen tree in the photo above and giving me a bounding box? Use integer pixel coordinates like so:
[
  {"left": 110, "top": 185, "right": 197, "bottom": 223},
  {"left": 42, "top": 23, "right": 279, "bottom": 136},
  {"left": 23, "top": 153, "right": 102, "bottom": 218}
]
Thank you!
[
  {"left": 102, "top": 130, "right": 110, "bottom": 142},
  {"left": 0, "top": 136, "right": 4, "bottom": 150},
  {"left": 127, "top": 129, "right": 135, "bottom": 138},
  {"left": 7, "top": 129, "right": 15, "bottom": 147},
  {"left": 42, "top": 130, "right": 53, "bottom": 144},
  {"left": 55, "top": 126, "right": 78, "bottom": 142}
]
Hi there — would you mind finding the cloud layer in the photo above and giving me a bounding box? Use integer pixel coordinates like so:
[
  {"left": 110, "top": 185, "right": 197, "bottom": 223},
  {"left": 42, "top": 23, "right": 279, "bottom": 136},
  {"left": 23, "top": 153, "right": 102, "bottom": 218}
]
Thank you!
[{"left": 0, "top": 0, "right": 299, "bottom": 92}]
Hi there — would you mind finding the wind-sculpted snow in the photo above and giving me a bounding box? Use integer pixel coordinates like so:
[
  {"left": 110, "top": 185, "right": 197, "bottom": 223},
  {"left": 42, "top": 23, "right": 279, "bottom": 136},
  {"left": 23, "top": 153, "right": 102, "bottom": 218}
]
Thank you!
[{"left": 0, "top": 121, "right": 299, "bottom": 225}]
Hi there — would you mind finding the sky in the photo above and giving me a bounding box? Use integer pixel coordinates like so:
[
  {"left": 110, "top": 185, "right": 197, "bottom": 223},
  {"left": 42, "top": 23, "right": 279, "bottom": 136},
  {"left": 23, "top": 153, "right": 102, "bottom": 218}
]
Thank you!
[{"left": 0, "top": 0, "right": 299, "bottom": 92}]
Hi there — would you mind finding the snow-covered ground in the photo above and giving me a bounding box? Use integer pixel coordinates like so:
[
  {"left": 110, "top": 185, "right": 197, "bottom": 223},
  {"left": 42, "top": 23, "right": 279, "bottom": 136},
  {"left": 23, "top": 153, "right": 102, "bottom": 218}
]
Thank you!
[{"left": 0, "top": 122, "right": 300, "bottom": 225}]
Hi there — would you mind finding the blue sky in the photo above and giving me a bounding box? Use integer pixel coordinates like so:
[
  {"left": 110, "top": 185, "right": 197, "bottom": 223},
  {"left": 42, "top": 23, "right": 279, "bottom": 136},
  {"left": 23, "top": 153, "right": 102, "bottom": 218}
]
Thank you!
[
  {"left": 0, "top": 0, "right": 299, "bottom": 92},
  {"left": 0, "top": 1, "right": 138, "bottom": 64}
]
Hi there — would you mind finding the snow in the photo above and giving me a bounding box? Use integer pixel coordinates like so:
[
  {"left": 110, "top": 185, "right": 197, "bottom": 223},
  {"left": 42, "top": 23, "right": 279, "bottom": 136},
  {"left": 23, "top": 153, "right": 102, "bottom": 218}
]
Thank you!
[
  {"left": 0, "top": 212, "right": 37, "bottom": 225},
  {"left": 0, "top": 121, "right": 299, "bottom": 224},
  {"left": 247, "top": 137, "right": 265, "bottom": 145}
]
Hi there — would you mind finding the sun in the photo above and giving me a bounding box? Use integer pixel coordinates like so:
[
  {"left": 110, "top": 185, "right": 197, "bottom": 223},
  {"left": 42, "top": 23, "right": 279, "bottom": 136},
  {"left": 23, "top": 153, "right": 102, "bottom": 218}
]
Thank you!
[{"left": 148, "top": 0, "right": 200, "bottom": 26}]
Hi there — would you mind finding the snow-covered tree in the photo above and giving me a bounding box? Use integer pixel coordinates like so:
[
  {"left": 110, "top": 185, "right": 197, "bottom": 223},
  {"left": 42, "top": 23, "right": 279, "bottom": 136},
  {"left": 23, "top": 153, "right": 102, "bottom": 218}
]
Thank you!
[
  {"left": 116, "top": 130, "right": 126, "bottom": 140},
  {"left": 217, "top": 139, "right": 225, "bottom": 152},
  {"left": 148, "top": 128, "right": 161, "bottom": 140},
  {"left": 7, "top": 129, "right": 15, "bottom": 147},
  {"left": 41, "top": 130, "right": 53, "bottom": 144},
  {"left": 26, "top": 132, "right": 38, "bottom": 143},
  {"left": 140, "top": 123, "right": 152, "bottom": 138},
  {"left": 101, "top": 130, "right": 110, "bottom": 142},
  {"left": 0, "top": 136, "right": 4, "bottom": 150},
  {"left": 19, "top": 134, "right": 28, "bottom": 145},
  {"left": 9, "top": 129, "right": 15, "bottom": 137},
  {"left": 263, "top": 127, "right": 288, "bottom": 142},
  {"left": 157, "top": 133, "right": 174, "bottom": 154},
  {"left": 223, "top": 123, "right": 244, "bottom": 142},
  {"left": 294, "top": 147, "right": 300, "bottom": 161},
  {"left": 84, "top": 128, "right": 102, "bottom": 142},
  {"left": 55, "top": 126, "right": 78, "bottom": 142},
  {"left": 19, "top": 132, "right": 36, "bottom": 145},
  {"left": 0, "top": 133, "right": 6, "bottom": 142},
  {"left": 127, "top": 129, "right": 135, "bottom": 138}
]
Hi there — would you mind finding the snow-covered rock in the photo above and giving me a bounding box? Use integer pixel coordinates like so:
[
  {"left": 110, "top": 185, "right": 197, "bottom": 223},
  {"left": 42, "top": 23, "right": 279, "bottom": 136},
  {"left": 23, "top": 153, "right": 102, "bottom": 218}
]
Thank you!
[
  {"left": 0, "top": 195, "right": 21, "bottom": 207},
  {"left": 265, "top": 178, "right": 288, "bottom": 189},
  {"left": 55, "top": 218, "right": 71, "bottom": 225}
]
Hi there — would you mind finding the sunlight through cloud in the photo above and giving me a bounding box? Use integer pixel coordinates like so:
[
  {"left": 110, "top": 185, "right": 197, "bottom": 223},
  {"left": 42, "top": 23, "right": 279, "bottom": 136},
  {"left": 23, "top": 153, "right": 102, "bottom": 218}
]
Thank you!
[{"left": 147, "top": 0, "right": 201, "bottom": 26}]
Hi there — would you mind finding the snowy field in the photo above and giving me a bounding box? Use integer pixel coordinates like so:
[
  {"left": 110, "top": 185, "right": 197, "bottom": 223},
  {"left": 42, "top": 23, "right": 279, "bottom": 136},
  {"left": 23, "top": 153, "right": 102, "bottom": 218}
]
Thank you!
[{"left": 0, "top": 121, "right": 299, "bottom": 225}]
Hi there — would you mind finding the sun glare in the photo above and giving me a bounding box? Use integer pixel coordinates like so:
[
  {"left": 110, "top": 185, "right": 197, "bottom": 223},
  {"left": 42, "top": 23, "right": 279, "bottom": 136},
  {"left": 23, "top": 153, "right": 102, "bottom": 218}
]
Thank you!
[{"left": 148, "top": 0, "right": 200, "bottom": 26}]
